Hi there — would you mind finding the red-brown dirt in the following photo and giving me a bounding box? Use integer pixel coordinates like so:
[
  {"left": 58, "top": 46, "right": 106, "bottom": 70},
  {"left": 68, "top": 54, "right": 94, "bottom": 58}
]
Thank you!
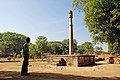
[{"left": 0, "top": 60, "right": 120, "bottom": 80}]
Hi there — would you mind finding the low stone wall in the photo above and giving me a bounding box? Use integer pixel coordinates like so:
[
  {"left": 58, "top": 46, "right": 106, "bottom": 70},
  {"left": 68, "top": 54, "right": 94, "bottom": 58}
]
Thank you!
[
  {"left": 47, "top": 55, "right": 95, "bottom": 67},
  {"left": 106, "top": 56, "right": 120, "bottom": 64}
]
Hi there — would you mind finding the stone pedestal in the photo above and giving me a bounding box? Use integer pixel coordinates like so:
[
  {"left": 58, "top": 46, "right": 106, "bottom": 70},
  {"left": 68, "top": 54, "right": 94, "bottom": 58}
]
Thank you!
[
  {"left": 47, "top": 55, "right": 95, "bottom": 67},
  {"left": 106, "top": 56, "right": 120, "bottom": 64}
]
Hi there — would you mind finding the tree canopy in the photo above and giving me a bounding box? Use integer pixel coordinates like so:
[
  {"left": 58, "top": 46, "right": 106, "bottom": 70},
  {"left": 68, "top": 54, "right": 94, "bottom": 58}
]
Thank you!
[
  {"left": 77, "top": 42, "right": 94, "bottom": 54},
  {"left": 72, "top": 0, "right": 120, "bottom": 54},
  {"left": 0, "top": 32, "right": 102, "bottom": 58},
  {"left": 35, "top": 36, "right": 48, "bottom": 58},
  {"left": 0, "top": 32, "right": 26, "bottom": 57},
  {"left": 47, "top": 41, "right": 63, "bottom": 55}
]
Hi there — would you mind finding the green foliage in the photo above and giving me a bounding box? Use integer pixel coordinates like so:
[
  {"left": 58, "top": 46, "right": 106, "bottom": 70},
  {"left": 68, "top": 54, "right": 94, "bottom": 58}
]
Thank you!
[
  {"left": 0, "top": 32, "right": 26, "bottom": 57},
  {"left": 108, "top": 42, "right": 119, "bottom": 54},
  {"left": 46, "top": 39, "right": 78, "bottom": 55},
  {"left": 2, "top": 32, "right": 26, "bottom": 51},
  {"left": 61, "top": 39, "right": 69, "bottom": 54},
  {"left": 47, "top": 41, "right": 63, "bottom": 55},
  {"left": 77, "top": 42, "right": 94, "bottom": 54},
  {"left": 72, "top": 0, "right": 88, "bottom": 11},
  {"left": 94, "top": 46, "right": 103, "bottom": 54},
  {"left": 62, "top": 39, "right": 78, "bottom": 54},
  {"left": 72, "top": 0, "right": 120, "bottom": 54},
  {"left": 35, "top": 36, "right": 48, "bottom": 58},
  {"left": 29, "top": 44, "right": 37, "bottom": 58},
  {"left": 73, "top": 39, "right": 78, "bottom": 52},
  {"left": 0, "top": 32, "right": 96, "bottom": 58}
]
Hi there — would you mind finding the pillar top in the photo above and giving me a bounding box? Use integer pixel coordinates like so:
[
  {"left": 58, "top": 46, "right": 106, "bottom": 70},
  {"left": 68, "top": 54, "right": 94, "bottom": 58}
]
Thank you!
[{"left": 68, "top": 10, "right": 73, "bottom": 18}]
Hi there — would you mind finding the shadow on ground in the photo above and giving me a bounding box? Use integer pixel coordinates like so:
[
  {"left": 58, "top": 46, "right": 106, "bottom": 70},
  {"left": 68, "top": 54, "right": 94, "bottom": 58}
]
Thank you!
[
  {"left": 0, "top": 71, "right": 120, "bottom": 80},
  {"left": 79, "top": 63, "right": 103, "bottom": 67}
]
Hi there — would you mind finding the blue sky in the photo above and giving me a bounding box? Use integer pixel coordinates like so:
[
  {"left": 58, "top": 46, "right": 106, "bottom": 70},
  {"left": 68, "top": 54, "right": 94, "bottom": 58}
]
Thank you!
[{"left": 0, "top": 0, "right": 108, "bottom": 51}]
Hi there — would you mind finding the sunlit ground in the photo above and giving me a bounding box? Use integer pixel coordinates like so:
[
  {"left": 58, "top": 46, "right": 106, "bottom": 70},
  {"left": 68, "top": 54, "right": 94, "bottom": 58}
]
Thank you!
[{"left": 0, "top": 59, "right": 120, "bottom": 80}]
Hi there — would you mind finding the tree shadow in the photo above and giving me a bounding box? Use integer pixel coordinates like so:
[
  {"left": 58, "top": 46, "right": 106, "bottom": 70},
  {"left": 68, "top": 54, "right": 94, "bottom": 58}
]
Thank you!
[
  {"left": 0, "top": 71, "right": 120, "bottom": 80},
  {"left": 79, "top": 61, "right": 108, "bottom": 67},
  {"left": 79, "top": 63, "right": 102, "bottom": 67}
]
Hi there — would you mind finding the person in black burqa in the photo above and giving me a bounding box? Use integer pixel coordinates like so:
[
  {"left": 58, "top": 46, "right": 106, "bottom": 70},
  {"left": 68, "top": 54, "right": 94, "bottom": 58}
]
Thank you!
[{"left": 21, "top": 37, "right": 30, "bottom": 76}]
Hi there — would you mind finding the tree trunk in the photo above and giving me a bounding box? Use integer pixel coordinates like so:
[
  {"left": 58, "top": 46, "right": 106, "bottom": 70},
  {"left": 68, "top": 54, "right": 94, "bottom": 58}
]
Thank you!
[
  {"left": 118, "top": 39, "right": 120, "bottom": 54},
  {"left": 41, "top": 52, "right": 43, "bottom": 61},
  {"left": 108, "top": 42, "right": 111, "bottom": 53}
]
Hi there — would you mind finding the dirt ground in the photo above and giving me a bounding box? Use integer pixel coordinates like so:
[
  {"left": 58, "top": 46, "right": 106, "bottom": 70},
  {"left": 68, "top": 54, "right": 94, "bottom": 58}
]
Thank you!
[{"left": 0, "top": 60, "right": 120, "bottom": 80}]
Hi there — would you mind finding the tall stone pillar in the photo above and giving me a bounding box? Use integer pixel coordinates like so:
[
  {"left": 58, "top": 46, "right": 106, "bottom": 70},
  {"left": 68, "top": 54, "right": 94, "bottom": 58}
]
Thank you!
[{"left": 68, "top": 10, "right": 74, "bottom": 55}]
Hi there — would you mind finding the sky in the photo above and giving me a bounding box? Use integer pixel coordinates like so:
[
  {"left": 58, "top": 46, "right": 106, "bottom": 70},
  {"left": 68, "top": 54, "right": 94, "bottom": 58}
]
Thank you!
[{"left": 0, "top": 0, "right": 108, "bottom": 51}]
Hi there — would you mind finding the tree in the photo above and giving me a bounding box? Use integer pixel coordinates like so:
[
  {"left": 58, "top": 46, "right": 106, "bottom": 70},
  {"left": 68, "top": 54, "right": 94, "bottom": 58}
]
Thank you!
[
  {"left": 0, "top": 33, "right": 2, "bottom": 41},
  {"left": 46, "top": 39, "right": 78, "bottom": 55},
  {"left": 47, "top": 41, "right": 63, "bottom": 55},
  {"left": 47, "top": 42, "right": 54, "bottom": 55},
  {"left": 29, "top": 43, "right": 37, "bottom": 59},
  {"left": 77, "top": 45, "right": 86, "bottom": 54},
  {"left": 77, "top": 42, "right": 94, "bottom": 54},
  {"left": 72, "top": 0, "right": 120, "bottom": 54},
  {"left": 94, "top": 46, "right": 103, "bottom": 54},
  {"left": 62, "top": 39, "right": 78, "bottom": 54},
  {"left": 0, "top": 32, "right": 26, "bottom": 56},
  {"left": 62, "top": 39, "right": 69, "bottom": 54},
  {"left": 73, "top": 39, "right": 78, "bottom": 53},
  {"left": 35, "top": 36, "right": 48, "bottom": 59},
  {"left": 2, "top": 32, "right": 26, "bottom": 50},
  {"left": 108, "top": 42, "right": 119, "bottom": 54}
]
